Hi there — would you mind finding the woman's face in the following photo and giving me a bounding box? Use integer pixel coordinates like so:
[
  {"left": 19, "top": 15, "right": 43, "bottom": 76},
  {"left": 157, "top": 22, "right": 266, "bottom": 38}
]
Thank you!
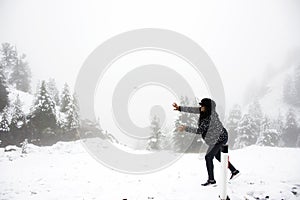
[{"left": 200, "top": 106, "right": 206, "bottom": 112}]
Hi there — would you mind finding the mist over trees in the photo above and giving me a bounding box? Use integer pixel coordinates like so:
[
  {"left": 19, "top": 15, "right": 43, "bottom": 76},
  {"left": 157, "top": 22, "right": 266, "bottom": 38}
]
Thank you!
[
  {"left": 229, "top": 100, "right": 300, "bottom": 149},
  {"left": 226, "top": 104, "right": 242, "bottom": 147},
  {"left": 283, "top": 64, "right": 300, "bottom": 108},
  {"left": 146, "top": 96, "right": 205, "bottom": 153},
  {"left": 0, "top": 43, "right": 31, "bottom": 93},
  {"left": 0, "top": 42, "right": 102, "bottom": 147},
  {"left": 169, "top": 95, "right": 300, "bottom": 151},
  {"left": 146, "top": 91, "right": 300, "bottom": 153},
  {"left": 1, "top": 42, "right": 299, "bottom": 151}
]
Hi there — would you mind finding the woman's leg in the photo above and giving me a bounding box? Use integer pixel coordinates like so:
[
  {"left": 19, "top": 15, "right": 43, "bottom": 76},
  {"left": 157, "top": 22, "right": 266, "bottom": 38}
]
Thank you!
[
  {"left": 214, "top": 145, "right": 237, "bottom": 173},
  {"left": 205, "top": 143, "right": 223, "bottom": 180}
]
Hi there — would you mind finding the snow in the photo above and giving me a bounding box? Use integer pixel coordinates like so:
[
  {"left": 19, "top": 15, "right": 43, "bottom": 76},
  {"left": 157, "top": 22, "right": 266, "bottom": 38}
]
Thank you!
[
  {"left": 0, "top": 140, "right": 300, "bottom": 200},
  {"left": 8, "top": 86, "right": 34, "bottom": 115}
]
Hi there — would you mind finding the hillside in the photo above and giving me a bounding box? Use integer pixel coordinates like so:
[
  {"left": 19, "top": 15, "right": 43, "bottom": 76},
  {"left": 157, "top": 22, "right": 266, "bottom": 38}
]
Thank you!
[
  {"left": 259, "top": 67, "right": 292, "bottom": 118},
  {"left": 243, "top": 65, "right": 300, "bottom": 122}
]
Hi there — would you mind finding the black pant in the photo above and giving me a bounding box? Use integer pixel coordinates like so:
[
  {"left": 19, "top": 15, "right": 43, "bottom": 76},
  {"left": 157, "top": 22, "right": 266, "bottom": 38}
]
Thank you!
[{"left": 205, "top": 142, "right": 237, "bottom": 181}]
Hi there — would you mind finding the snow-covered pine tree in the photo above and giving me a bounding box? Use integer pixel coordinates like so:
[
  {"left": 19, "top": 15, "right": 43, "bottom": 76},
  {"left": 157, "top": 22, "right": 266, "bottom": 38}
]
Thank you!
[
  {"left": 60, "top": 83, "right": 72, "bottom": 113},
  {"left": 296, "top": 130, "right": 300, "bottom": 147},
  {"left": 247, "top": 100, "right": 263, "bottom": 143},
  {"left": 0, "top": 67, "right": 9, "bottom": 112},
  {"left": 274, "top": 112, "right": 285, "bottom": 147},
  {"left": 226, "top": 104, "right": 242, "bottom": 148},
  {"left": 0, "top": 43, "right": 18, "bottom": 79},
  {"left": 294, "top": 64, "right": 300, "bottom": 107},
  {"left": 283, "top": 74, "right": 297, "bottom": 106},
  {"left": 171, "top": 96, "right": 195, "bottom": 152},
  {"left": 59, "top": 92, "right": 80, "bottom": 140},
  {"left": 260, "top": 115, "right": 271, "bottom": 133},
  {"left": 0, "top": 106, "right": 11, "bottom": 147},
  {"left": 275, "top": 111, "right": 284, "bottom": 133},
  {"left": 234, "top": 114, "right": 257, "bottom": 149},
  {"left": 158, "top": 125, "right": 175, "bottom": 151},
  {"left": 11, "top": 94, "right": 26, "bottom": 128},
  {"left": 257, "top": 115, "right": 279, "bottom": 146},
  {"left": 28, "top": 81, "right": 57, "bottom": 145},
  {"left": 147, "top": 115, "right": 162, "bottom": 150},
  {"left": 0, "top": 44, "right": 11, "bottom": 112},
  {"left": 10, "top": 94, "right": 27, "bottom": 144},
  {"left": 0, "top": 106, "right": 10, "bottom": 132},
  {"left": 71, "top": 93, "right": 80, "bottom": 129},
  {"left": 282, "top": 108, "right": 298, "bottom": 147},
  {"left": 258, "top": 129, "right": 279, "bottom": 147},
  {"left": 9, "top": 54, "right": 31, "bottom": 92},
  {"left": 65, "top": 94, "right": 80, "bottom": 130},
  {"left": 46, "top": 78, "right": 60, "bottom": 105}
]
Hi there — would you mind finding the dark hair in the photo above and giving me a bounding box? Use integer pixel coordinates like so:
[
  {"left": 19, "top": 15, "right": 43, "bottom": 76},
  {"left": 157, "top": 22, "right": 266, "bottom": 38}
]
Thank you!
[{"left": 199, "top": 98, "right": 216, "bottom": 119}]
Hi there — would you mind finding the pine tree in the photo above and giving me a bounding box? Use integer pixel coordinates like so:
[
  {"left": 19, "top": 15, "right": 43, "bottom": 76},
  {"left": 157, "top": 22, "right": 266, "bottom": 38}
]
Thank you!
[
  {"left": 10, "top": 94, "right": 26, "bottom": 129},
  {"left": 260, "top": 115, "right": 271, "bottom": 132},
  {"left": 65, "top": 94, "right": 80, "bottom": 130},
  {"left": 10, "top": 95, "right": 27, "bottom": 145},
  {"left": 9, "top": 54, "right": 31, "bottom": 92},
  {"left": 275, "top": 111, "right": 284, "bottom": 134},
  {"left": 0, "top": 69, "right": 9, "bottom": 112},
  {"left": 234, "top": 114, "right": 257, "bottom": 149},
  {"left": 274, "top": 112, "right": 285, "bottom": 147},
  {"left": 0, "top": 106, "right": 10, "bottom": 146},
  {"left": 0, "top": 43, "right": 18, "bottom": 77},
  {"left": 294, "top": 65, "right": 300, "bottom": 107},
  {"left": 60, "top": 83, "right": 71, "bottom": 113},
  {"left": 158, "top": 125, "right": 174, "bottom": 151},
  {"left": 172, "top": 96, "right": 195, "bottom": 152},
  {"left": 147, "top": 115, "right": 162, "bottom": 150},
  {"left": 247, "top": 100, "right": 262, "bottom": 143},
  {"left": 257, "top": 129, "right": 279, "bottom": 146},
  {"left": 28, "top": 81, "right": 57, "bottom": 145},
  {"left": 283, "top": 74, "right": 297, "bottom": 106},
  {"left": 0, "top": 106, "right": 10, "bottom": 132},
  {"left": 257, "top": 116, "right": 279, "bottom": 146},
  {"left": 296, "top": 131, "right": 300, "bottom": 147},
  {"left": 0, "top": 44, "right": 10, "bottom": 112},
  {"left": 46, "top": 78, "right": 60, "bottom": 105},
  {"left": 58, "top": 92, "right": 80, "bottom": 141},
  {"left": 257, "top": 115, "right": 270, "bottom": 144},
  {"left": 282, "top": 108, "right": 298, "bottom": 147},
  {"left": 226, "top": 104, "right": 242, "bottom": 148}
]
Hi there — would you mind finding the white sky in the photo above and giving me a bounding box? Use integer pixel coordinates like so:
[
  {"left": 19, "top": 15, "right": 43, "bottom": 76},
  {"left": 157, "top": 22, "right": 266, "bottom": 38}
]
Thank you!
[{"left": 1, "top": 0, "right": 300, "bottom": 111}]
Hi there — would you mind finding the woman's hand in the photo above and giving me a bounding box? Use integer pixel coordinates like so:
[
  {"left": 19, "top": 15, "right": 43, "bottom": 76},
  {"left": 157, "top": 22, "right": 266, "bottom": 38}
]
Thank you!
[
  {"left": 172, "top": 102, "right": 179, "bottom": 111},
  {"left": 177, "top": 125, "right": 186, "bottom": 132}
]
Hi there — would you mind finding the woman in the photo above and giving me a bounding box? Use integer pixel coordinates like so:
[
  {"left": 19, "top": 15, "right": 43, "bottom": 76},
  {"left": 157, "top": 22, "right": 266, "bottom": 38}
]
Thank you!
[{"left": 172, "top": 98, "right": 240, "bottom": 186}]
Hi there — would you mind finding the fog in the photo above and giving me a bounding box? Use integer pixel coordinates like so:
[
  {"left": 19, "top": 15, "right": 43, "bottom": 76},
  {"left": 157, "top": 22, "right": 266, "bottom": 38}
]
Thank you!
[{"left": 1, "top": 0, "right": 300, "bottom": 112}]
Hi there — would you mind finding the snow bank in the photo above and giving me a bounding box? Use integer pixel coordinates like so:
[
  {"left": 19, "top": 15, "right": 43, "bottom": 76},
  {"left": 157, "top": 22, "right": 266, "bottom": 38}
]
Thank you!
[{"left": 0, "top": 141, "right": 299, "bottom": 200}]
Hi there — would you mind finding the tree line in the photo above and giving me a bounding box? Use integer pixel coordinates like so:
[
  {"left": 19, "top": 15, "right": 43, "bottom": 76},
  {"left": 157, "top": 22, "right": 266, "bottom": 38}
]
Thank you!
[
  {"left": 147, "top": 97, "right": 300, "bottom": 153},
  {"left": 0, "top": 43, "right": 103, "bottom": 147},
  {"left": 227, "top": 100, "right": 299, "bottom": 149}
]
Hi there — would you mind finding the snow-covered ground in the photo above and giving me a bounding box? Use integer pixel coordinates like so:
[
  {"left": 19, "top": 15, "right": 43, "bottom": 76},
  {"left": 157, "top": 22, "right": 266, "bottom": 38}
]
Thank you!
[{"left": 0, "top": 140, "right": 300, "bottom": 200}]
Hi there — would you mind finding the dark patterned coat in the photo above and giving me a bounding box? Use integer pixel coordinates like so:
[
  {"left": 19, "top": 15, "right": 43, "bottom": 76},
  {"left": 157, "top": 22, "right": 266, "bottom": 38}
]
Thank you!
[{"left": 178, "top": 106, "right": 228, "bottom": 146}]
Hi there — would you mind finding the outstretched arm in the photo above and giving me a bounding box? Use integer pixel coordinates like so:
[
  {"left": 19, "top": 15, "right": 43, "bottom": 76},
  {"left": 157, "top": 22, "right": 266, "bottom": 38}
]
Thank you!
[
  {"left": 178, "top": 106, "right": 201, "bottom": 114},
  {"left": 181, "top": 119, "right": 210, "bottom": 137},
  {"left": 172, "top": 102, "right": 200, "bottom": 114}
]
